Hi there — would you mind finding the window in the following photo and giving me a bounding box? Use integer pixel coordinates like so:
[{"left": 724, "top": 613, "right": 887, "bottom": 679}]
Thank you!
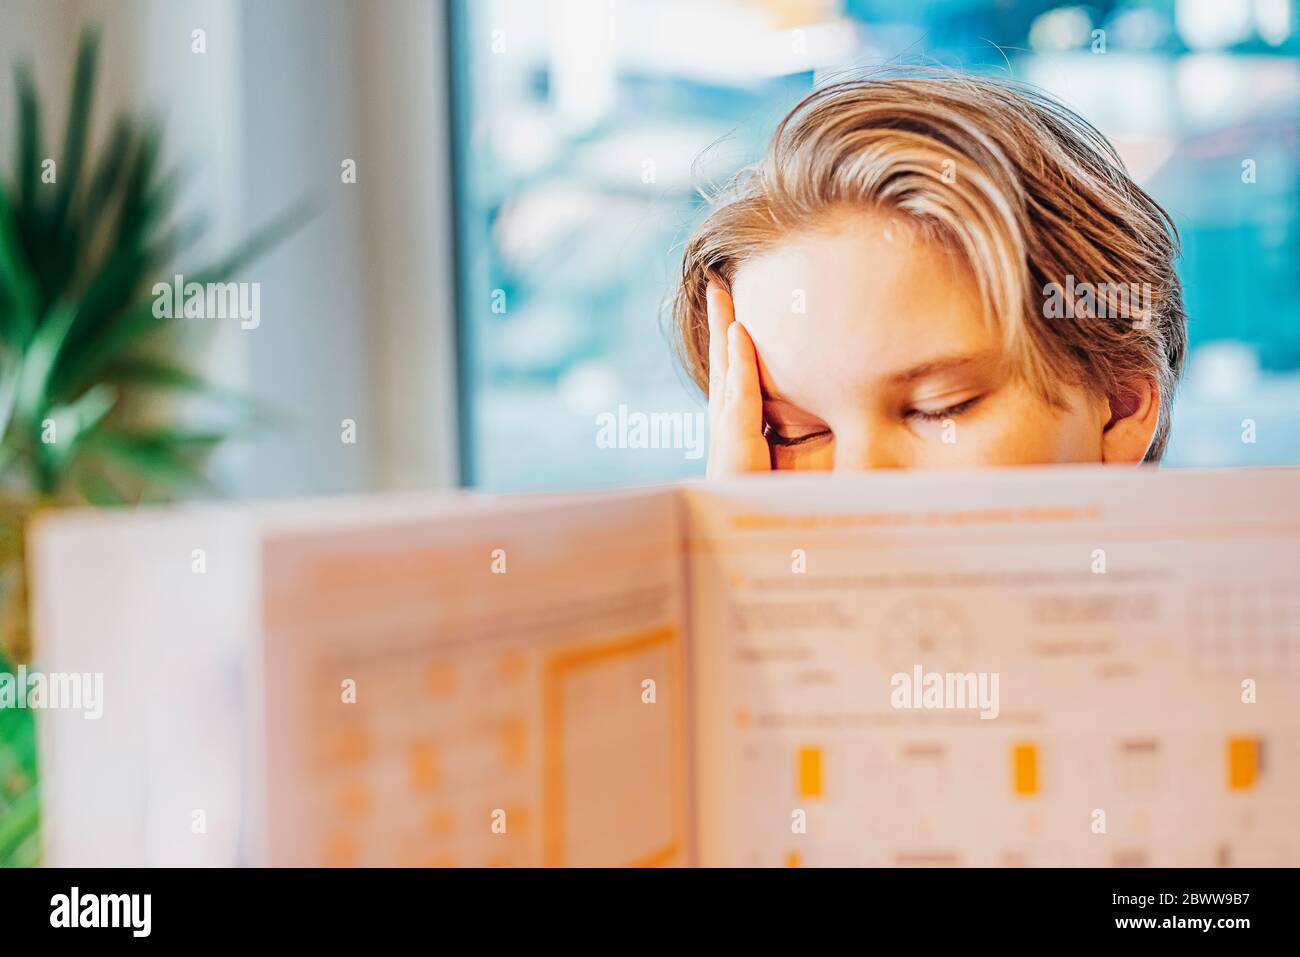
[{"left": 448, "top": 0, "right": 1300, "bottom": 488}]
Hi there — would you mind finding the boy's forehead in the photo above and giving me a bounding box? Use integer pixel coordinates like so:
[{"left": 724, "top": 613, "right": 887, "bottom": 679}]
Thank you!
[
  {"left": 731, "top": 227, "right": 994, "bottom": 404},
  {"left": 732, "top": 220, "right": 921, "bottom": 311},
  {"left": 732, "top": 219, "right": 977, "bottom": 330}
]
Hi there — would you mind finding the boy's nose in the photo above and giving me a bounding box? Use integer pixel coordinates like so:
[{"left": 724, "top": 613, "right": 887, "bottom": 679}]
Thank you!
[{"left": 832, "top": 429, "right": 904, "bottom": 471}]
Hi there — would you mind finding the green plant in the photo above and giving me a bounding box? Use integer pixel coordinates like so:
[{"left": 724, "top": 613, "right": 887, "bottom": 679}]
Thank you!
[
  {"left": 0, "top": 24, "right": 308, "bottom": 867},
  {"left": 0, "top": 642, "right": 38, "bottom": 868},
  {"left": 0, "top": 26, "right": 304, "bottom": 503}
]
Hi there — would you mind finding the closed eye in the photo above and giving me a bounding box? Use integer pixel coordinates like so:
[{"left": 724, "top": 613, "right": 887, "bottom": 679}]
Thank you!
[
  {"left": 904, "top": 396, "right": 982, "bottom": 423},
  {"left": 763, "top": 422, "right": 832, "bottom": 447}
]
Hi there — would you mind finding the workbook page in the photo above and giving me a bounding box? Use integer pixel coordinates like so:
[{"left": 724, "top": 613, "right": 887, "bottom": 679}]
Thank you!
[
  {"left": 683, "top": 468, "right": 1300, "bottom": 867},
  {"left": 260, "top": 487, "right": 689, "bottom": 867}
]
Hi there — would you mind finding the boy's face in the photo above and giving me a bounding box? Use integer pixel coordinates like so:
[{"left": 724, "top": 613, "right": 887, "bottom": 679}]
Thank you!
[{"left": 730, "top": 212, "right": 1113, "bottom": 471}]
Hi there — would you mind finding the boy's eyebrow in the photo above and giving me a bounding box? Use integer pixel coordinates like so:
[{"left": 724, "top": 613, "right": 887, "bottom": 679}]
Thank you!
[
  {"left": 760, "top": 350, "right": 998, "bottom": 403},
  {"left": 882, "top": 350, "right": 998, "bottom": 386}
]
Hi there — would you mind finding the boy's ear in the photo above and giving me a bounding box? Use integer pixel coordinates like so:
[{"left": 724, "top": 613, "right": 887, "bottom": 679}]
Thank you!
[{"left": 1101, "top": 377, "right": 1160, "bottom": 463}]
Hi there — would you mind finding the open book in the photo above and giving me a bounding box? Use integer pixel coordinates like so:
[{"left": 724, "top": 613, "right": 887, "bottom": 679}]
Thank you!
[{"left": 29, "top": 466, "right": 1300, "bottom": 866}]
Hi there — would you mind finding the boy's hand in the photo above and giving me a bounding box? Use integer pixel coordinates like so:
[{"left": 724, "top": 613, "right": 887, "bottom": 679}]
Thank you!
[{"left": 706, "top": 282, "right": 772, "bottom": 476}]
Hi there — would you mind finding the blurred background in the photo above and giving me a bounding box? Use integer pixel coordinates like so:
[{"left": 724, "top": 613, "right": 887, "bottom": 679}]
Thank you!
[{"left": 0, "top": 0, "right": 1297, "bottom": 496}]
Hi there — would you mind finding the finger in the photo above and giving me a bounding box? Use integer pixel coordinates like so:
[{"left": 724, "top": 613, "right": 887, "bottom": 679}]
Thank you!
[
  {"left": 720, "top": 320, "right": 764, "bottom": 439},
  {"left": 706, "top": 282, "right": 734, "bottom": 427}
]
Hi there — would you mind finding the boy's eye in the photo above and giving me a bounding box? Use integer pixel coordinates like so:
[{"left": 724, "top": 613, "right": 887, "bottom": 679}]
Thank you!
[
  {"left": 763, "top": 422, "right": 832, "bottom": 447},
  {"left": 905, "top": 396, "right": 982, "bottom": 423}
]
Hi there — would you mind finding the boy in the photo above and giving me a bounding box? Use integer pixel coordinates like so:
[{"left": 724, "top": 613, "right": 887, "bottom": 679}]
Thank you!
[{"left": 672, "top": 74, "right": 1185, "bottom": 473}]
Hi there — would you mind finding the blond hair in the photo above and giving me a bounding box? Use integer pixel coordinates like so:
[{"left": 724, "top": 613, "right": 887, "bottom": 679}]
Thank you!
[{"left": 672, "top": 73, "right": 1186, "bottom": 460}]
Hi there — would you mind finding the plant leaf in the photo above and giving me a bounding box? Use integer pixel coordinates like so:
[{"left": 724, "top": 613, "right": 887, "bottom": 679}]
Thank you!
[
  {"left": 82, "top": 427, "right": 224, "bottom": 492},
  {"left": 76, "top": 469, "right": 126, "bottom": 506},
  {"left": 14, "top": 61, "right": 41, "bottom": 216},
  {"left": 113, "top": 123, "right": 161, "bottom": 252},
  {"left": 50, "top": 26, "right": 99, "bottom": 233},
  {"left": 0, "top": 188, "right": 38, "bottom": 346},
  {"left": 78, "top": 115, "right": 133, "bottom": 256},
  {"left": 12, "top": 301, "right": 76, "bottom": 428},
  {"left": 101, "top": 356, "right": 212, "bottom": 393},
  {"left": 36, "top": 381, "right": 117, "bottom": 478},
  {"left": 63, "top": 199, "right": 318, "bottom": 395},
  {"left": 97, "top": 357, "right": 266, "bottom": 416},
  {"left": 0, "top": 346, "right": 17, "bottom": 417}
]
